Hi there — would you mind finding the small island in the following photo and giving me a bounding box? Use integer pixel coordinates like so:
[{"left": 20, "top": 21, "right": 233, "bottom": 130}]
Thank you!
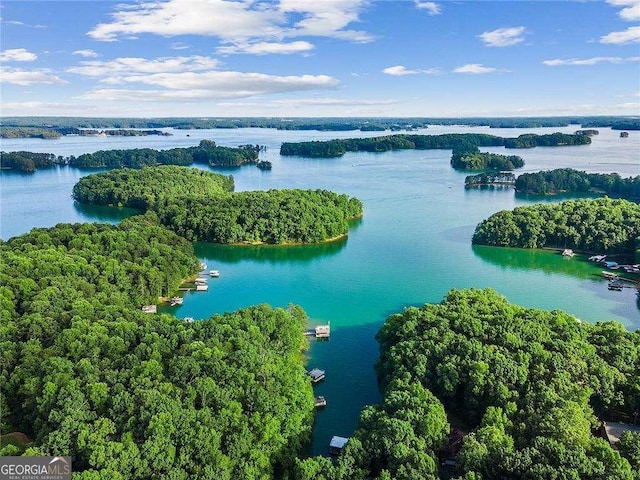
[
  {"left": 514, "top": 168, "right": 640, "bottom": 200},
  {"left": 451, "top": 144, "right": 524, "bottom": 170},
  {"left": 0, "top": 140, "right": 263, "bottom": 172},
  {"left": 72, "top": 166, "right": 363, "bottom": 245},
  {"left": 472, "top": 198, "right": 640, "bottom": 258}
]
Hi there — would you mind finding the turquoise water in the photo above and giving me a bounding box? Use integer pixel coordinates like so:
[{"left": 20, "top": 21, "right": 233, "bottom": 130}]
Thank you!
[{"left": 1, "top": 125, "right": 639, "bottom": 455}]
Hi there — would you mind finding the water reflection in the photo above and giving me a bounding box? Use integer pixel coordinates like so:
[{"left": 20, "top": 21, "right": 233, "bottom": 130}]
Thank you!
[
  {"left": 195, "top": 236, "right": 349, "bottom": 264},
  {"left": 472, "top": 244, "right": 603, "bottom": 279},
  {"left": 73, "top": 201, "right": 140, "bottom": 223}
]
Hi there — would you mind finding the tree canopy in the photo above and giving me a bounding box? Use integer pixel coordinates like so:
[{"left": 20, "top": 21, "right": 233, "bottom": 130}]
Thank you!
[
  {"left": 472, "top": 198, "right": 640, "bottom": 257},
  {"left": 0, "top": 217, "right": 315, "bottom": 479},
  {"left": 280, "top": 133, "right": 589, "bottom": 158},
  {"left": 297, "top": 288, "right": 640, "bottom": 480},
  {"left": 73, "top": 167, "right": 363, "bottom": 245},
  {"left": 515, "top": 169, "right": 640, "bottom": 200}
]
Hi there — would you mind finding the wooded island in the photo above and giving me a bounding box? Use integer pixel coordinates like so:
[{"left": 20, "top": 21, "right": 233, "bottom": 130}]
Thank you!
[
  {"left": 72, "top": 166, "right": 363, "bottom": 245},
  {"left": 0, "top": 140, "right": 261, "bottom": 172},
  {"left": 472, "top": 198, "right": 640, "bottom": 259},
  {"left": 280, "top": 132, "right": 590, "bottom": 158}
]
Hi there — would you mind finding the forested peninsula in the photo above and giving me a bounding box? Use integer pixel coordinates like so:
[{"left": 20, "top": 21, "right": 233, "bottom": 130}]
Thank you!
[
  {"left": 472, "top": 198, "right": 640, "bottom": 259},
  {"left": 294, "top": 289, "right": 640, "bottom": 480},
  {"left": 515, "top": 169, "right": 640, "bottom": 199},
  {"left": 0, "top": 216, "right": 315, "bottom": 478},
  {"left": 72, "top": 166, "right": 363, "bottom": 244},
  {"left": 280, "top": 132, "right": 590, "bottom": 158},
  {"left": 0, "top": 140, "right": 261, "bottom": 172}
]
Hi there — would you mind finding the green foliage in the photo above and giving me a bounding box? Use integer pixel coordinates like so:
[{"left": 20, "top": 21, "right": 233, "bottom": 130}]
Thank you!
[
  {"left": 280, "top": 132, "right": 588, "bottom": 158},
  {"left": 451, "top": 146, "right": 524, "bottom": 170},
  {"left": 465, "top": 172, "right": 516, "bottom": 187},
  {"left": 1, "top": 219, "right": 314, "bottom": 478},
  {"left": 72, "top": 166, "right": 234, "bottom": 210},
  {"left": 358, "top": 288, "right": 640, "bottom": 479},
  {"left": 515, "top": 168, "right": 640, "bottom": 200},
  {"left": 0, "top": 151, "right": 60, "bottom": 173},
  {"left": 504, "top": 132, "right": 592, "bottom": 148},
  {"left": 154, "top": 189, "right": 363, "bottom": 244},
  {"left": 1, "top": 141, "right": 261, "bottom": 172},
  {"left": 472, "top": 198, "right": 640, "bottom": 254},
  {"left": 73, "top": 167, "right": 363, "bottom": 245}
]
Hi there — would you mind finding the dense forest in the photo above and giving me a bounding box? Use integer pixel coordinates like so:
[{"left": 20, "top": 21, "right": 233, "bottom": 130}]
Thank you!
[
  {"left": 294, "top": 289, "right": 640, "bottom": 480},
  {"left": 72, "top": 167, "right": 363, "bottom": 244},
  {"left": 72, "top": 167, "right": 234, "bottom": 210},
  {"left": 0, "top": 140, "right": 261, "bottom": 172},
  {"left": 0, "top": 216, "right": 315, "bottom": 478},
  {"left": 515, "top": 169, "right": 640, "bottom": 199},
  {"left": 279, "top": 132, "right": 590, "bottom": 158},
  {"left": 3, "top": 115, "right": 639, "bottom": 131},
  {"left": 450, "top": 144, "right": 524, "bottom": 170},
  {"left": 472, "top": 198, "right": 640, "bottom": 258}
]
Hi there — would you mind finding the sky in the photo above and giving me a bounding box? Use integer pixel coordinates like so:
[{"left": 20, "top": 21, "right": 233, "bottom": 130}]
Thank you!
[{"left": 1, "top": 0, "right": 639, "bottom": 118}]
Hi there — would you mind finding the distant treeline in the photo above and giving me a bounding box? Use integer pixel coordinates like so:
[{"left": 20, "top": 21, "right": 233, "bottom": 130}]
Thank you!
[
  {"left": 0, "top": 126, "right": 171, "bottom": 139},
  {"left": 0, "top": 140, "right": 261, "bottom": 172},
  {"left": 73, "top": 167, "right": 363, "bottom": 245},
  {"left": 472, "top": 198, "right": 640, "bottom": 258},
  {"left": 280, "top": 133, "right": 591, "bottom": 158},
  {"left": 3, "top": 115, "right": 639, "bottom": 130},
  {"left": 515, "top": 169, "right": 640, "bottom": 199}
]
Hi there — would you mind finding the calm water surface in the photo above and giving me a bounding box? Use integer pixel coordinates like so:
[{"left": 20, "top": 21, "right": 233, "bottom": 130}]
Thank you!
[{"left": 1, "top": 125, "right": 639, "bottom": 454}]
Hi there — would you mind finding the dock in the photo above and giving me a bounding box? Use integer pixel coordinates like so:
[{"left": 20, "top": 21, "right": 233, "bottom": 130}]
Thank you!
[
  {"left": 329, "top": 436, "right": 349, "bottom": 455},
  {"left": 304, "top": 323, "right": 331, "bottom": 339},
  {"left": 308, "top": 368, "right": 325, "bottom": 383},
  {"left": 314, "top": 396, "right": 327, "bottom": 408}
]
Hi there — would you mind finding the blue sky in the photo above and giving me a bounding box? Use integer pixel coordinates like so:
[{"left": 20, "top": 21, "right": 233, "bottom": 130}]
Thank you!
[{"left": 1, "top": 0, "right": 639, "bottom": 117}]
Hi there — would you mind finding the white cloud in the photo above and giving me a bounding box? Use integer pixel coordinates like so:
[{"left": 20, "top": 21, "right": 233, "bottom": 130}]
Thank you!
[
  {"left": 279, "top": 0, "right": 373, "bottom": 43},
  {"left": 67, "top": 56, "right": 220, "bottom": 77},
  {"left": 0, "top": 67, "right": 67, "bottom": 85},
  {"left": 600, "top": 25, "right": 640, "bottom": 44},
  {"left": 170, "top": 42, "right": 190, "bottom": 50},
  {"left": 87, "top": 0, "right": 372, "bottom": 45},
  {"left": 72, "top": 49, "right": 98, "bottom": 58},
  {"left": 217, "top": 41, "right": 314, "bottom": 55},
  {"left": 478, "top": 26, "right": 527, "bottom": 47},
  {"left": 415, "top": 1, "right": 441, "bottom": 15},
  {"left": 383, "top": 65, "right": 419, "bottom": 76},
  {"left": 543, "top": 56, "right": 640, "bottom": 66},
  {"left": 607, "top": 0, "right": 640, "bottom": 21},
  {"left": 453, "top": 63, "right": 500, "bottom": 74},
  {"left": 382, "top": 65, "right": 441, "bottom": 76},
  {"left": 1, "top": 48, "right": 37, "bottom": 62},
  {"left": 78, "top": 71, "right": 339, "bottom": 101}
]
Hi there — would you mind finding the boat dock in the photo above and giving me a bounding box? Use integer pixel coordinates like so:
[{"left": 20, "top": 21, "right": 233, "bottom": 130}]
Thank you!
[
  {"left": 304, "top": 323, "right": 331, "bottom": 339},
  {"left": 314, "top": 396, "right": 327, "bottom": 408},
  {"left": 308, "top": 368, "right": 325, "bottom": 383}
]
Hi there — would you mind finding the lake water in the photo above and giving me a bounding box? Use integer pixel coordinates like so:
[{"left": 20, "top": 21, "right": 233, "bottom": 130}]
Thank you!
[{"left": 1, "top": 125, "right": 639, "bottom": 455}]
